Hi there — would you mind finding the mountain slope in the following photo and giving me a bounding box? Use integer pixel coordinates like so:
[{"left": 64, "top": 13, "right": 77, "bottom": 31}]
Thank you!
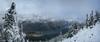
[{"left": 62, "top": 23, "right": 100, "bottom": 42}]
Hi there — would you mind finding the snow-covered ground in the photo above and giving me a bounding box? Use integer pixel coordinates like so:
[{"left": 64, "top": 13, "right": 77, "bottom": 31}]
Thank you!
[{"left": 62, "top": 23, "right": 100, "bottom": 42}]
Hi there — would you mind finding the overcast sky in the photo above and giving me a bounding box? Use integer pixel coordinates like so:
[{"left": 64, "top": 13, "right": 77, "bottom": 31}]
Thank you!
[{"left": 0, "top": 0, "right": 100, "bottom": 21}]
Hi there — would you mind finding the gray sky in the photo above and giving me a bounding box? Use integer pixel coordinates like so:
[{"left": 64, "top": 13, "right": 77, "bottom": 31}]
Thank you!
[{"left": 0, "top": 0, "right": 100, "bottom": 21}]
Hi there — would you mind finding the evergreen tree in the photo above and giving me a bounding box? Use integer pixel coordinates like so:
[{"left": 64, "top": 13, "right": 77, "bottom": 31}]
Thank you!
[
  {"left": 86, "top": 14, "right": 89, "bottom": 28},
  {"left": 2, "top": 2, "right": 25, "bottom": 42},
  {"left": 95, "top": 11, "right": 100, "bottom": 23},
  {"left": 88, "top": 10, "right": 94, "bottom": 28},
  {"left": 90, "top": 10, "right": 94, "bottom": 25}
]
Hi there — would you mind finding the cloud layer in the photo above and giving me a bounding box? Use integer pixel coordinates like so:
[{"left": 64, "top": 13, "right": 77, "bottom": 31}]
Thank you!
[{"left": 0, "top": 0, "right": 100, "bottom": 21}]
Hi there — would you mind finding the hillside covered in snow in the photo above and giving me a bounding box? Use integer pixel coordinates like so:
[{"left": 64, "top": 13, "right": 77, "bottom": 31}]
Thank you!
[{"left": 62, "top": 23, "right": 100, "bottom": 42}]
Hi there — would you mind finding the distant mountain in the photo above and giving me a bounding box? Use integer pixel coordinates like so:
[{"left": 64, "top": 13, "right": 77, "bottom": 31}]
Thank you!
[{"left": 18, "top": 19, "right": 71, "bottom": 41}]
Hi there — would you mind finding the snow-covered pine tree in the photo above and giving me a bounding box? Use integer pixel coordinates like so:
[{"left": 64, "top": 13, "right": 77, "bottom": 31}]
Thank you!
[
  {"left": 95, "top": 11, "right": 100, "bottom": 22},
  {"left": 2, "top": 2, "right": 25, "bottom": 42},
  {"left": 86, "top": 14, "right": 89, "bottom": 28},
  {"left": 90, "top": 11, "right": 94, "bottom": 24},
  {"left": 88, "top": 10, "right": 94, "bottom": 28}
]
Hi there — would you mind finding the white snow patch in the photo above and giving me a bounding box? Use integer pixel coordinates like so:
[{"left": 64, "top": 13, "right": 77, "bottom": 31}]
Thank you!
[{"left": 62, "top": 23, "right": 100, "bottom": 42}]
